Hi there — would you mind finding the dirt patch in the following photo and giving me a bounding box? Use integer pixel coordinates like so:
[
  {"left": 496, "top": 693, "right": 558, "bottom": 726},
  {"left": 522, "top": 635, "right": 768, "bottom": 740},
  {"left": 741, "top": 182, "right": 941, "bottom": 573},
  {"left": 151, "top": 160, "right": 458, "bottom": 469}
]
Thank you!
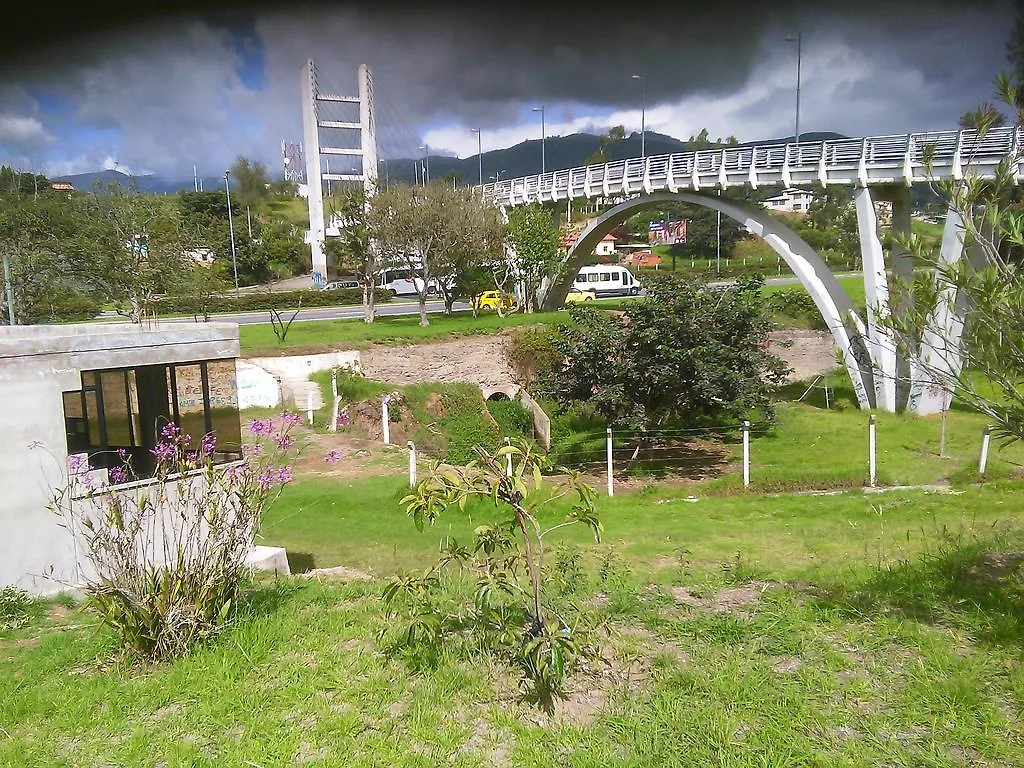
[
  {"left": 303, "top": 565, "right": 375, "bottom": 581},
  {"left": 669, "top": 581, "right": 778, "bottom": 613},
  {"left": 968, "top": 552, "right": 1024, "bottom": 583},
  {"left": 361, "top": 336, "right": 516, "bottom": 388},
  {"left": 768, "top": 329, "right": 838, "bottom": 382}
]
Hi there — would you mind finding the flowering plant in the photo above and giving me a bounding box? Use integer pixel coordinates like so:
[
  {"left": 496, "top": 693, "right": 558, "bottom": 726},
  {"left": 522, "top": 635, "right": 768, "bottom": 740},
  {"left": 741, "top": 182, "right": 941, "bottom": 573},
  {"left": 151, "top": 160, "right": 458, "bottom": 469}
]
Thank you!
[{"left": 46, "top": 410, "right": 303, "bottom": 661}]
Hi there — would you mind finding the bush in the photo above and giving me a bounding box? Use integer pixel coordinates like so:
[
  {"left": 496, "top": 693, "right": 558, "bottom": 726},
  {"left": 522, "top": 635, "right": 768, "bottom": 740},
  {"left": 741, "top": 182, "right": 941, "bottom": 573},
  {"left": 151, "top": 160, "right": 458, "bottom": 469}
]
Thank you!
[
  {"left": 154, "top": 287, "right": 392, "bottom": 316},
  {"left": 766, "top": 288, "right": 827, "bottom": 330},
  {"left": 487, "top": 398, "right": 534, "bottom": 438},
  {"left": 0, "top": 585, "right": 32, "bottom": 631},
  {"left": 21, "top": 290, "right": 102, "bottom": 323},
  {"left": 507, "top": 326, "right": 563, "bottom": 387}
]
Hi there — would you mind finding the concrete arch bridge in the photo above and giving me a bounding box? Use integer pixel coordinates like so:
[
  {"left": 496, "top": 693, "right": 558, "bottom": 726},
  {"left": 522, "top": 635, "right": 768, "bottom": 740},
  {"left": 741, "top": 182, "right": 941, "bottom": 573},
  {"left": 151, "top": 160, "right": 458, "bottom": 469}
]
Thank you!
[{"left": 481, "top": 127, "right": 1023, "bottom": 415}]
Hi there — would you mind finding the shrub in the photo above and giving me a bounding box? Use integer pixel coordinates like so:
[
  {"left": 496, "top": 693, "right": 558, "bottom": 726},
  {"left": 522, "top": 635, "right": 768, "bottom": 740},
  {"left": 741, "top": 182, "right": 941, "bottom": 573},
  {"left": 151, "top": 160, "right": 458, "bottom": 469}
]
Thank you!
[
  {"left": 21, "top": 290, "right": 102, "bottom": 323},
  {"left": 486, "top": 399, "right": 534, "bottom": 439},
  {"left": 765, "top": 288, "right": 827, "bottom": 330},
  {"left": 0, "top": 585, "right": 32, "bottom": 631},
  {"left": 45, "top": 414, "right": 306, "bottom": 661},
  {"left": 506, "top": 326, "right": 563, "bottom": 387}
]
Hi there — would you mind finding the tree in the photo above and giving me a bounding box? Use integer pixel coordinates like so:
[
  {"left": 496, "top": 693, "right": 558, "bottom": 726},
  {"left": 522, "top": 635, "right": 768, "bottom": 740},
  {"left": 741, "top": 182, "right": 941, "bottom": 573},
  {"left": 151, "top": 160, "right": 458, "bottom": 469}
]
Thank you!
[
  {"left": 887, "top": 75, "right": 1024, "bottom": 440},
  {"left": 167, "top": 260, "right": 232, "bottom": 322},
  {"left": 504, "top": 203, "right": 561, "bottom": 313},
  {"left": 958, "top": 103, "right": 1007, "bottom": 130},
  {"left": 325, "top": 186, "right": 393, "bottom": 323},
  {"left": 229, "top": 156, "right": 270, "bottom": 207},
  {"left": 542, "top": 275, "right": 789, "bottom": 430},
  {"left": 79, "top": 187, "right": 191, "bottom": 323},
  {"left": 584, "top": 125, "right": 626, "bottom": 165},
  {"left": 369, "top": 182, "right": 502, "bottom": 327}
]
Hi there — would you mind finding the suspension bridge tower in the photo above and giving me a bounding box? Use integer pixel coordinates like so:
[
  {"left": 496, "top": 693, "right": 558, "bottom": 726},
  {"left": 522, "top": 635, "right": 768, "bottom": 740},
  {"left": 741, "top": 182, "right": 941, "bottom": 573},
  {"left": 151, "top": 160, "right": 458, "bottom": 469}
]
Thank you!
[{"left": 300, "top": 60, "right": 378, "bottom": 284}]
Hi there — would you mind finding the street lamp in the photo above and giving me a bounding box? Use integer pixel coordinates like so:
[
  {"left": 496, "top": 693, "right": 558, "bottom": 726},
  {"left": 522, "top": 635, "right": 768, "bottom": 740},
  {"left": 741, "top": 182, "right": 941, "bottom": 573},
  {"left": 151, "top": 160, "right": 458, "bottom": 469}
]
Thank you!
[
  {"left": 786, "top": 32, "right": 802, "bottom": 144},
  {"left": 224, "top": 170, "right": 239, "bottom": 297},
  {"left": 470, "top": 128, "right": 483, "bottom": 186},
  {"left": 490, "top": 170, "right": 506, "bottom": 183},
  {"left": 418, "top": 144, "right": 430, "bottom": 184},
  {"left": 631, "top": 74, "right": 646, "bottom": 158},
  {"left": 532, "top": 106, "right": 546, "bottom": 174}
]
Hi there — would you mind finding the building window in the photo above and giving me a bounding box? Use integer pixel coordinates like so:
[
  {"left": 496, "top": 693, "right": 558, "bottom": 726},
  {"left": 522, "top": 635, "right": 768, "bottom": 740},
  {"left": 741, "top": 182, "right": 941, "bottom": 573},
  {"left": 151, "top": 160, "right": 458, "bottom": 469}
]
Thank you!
[{"left": 62, "top": 360, "right": 242, "bottom": 480}]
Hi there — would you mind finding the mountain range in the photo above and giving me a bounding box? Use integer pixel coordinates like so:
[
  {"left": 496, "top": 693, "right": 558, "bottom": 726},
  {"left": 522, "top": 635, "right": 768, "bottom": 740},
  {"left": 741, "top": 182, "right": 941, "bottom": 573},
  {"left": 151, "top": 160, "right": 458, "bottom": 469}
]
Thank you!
[{"left": 51, "top": 130, "right": 847, "bottom": 194}]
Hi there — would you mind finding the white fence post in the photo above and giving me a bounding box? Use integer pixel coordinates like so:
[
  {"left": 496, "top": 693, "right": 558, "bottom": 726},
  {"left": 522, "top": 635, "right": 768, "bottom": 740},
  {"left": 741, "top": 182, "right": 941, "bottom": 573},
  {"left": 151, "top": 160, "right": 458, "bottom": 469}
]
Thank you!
[
  {"left": 306, "top": 392, "right": 314, "bottom": 426},
  {"left": 408, "top": 441, "right": 416, "bottom": 486},
  {"left": 505, "top": 437, "right": 513, "bottom": 477},
  {"left": 382, "top": 395, "right": 391, "bottom": 446},
  {"left": 979, "top": 425, "right": 992, "bottom": 475},
  {"left": 331, "top": 367, "right": 339, "bottom": 400},
  {"left": 742, "top": 420, "right": 750, "bottom": 488},
  {"left": 868, "top": 414, "right": 877, "bottom": 487},
  {"left": 329, "top": 396, "right": 341, "bottom": 433},
  {"left": 606, "top": 427, "right": 614, "bottom": 497}
]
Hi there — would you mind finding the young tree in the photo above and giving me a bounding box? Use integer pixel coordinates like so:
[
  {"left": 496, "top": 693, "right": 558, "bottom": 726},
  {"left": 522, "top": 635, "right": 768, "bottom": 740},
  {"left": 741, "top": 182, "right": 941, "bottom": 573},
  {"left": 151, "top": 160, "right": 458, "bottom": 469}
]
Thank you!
[
  {"left": 369, "top": 182, "right": 502, "bottom": 327},
  {"left": 324, "top": 186, "right": 394, "bottom": 323},
  {"left": 229, "top": 155, "right": 270, "bottom": 207},
  {"left": 504, "top": 203, "right": 561, "bottom": 313}
]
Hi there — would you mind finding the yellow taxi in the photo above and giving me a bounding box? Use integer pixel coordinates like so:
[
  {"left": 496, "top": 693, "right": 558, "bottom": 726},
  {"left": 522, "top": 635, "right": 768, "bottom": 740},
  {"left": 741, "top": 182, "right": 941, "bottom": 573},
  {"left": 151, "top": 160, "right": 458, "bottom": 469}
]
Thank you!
[
  {"left": 564, "top": 287, "right": 596, "bottom": 304},
  {"left": 470, "top": 291, "right": 517, "bottom": 311}
]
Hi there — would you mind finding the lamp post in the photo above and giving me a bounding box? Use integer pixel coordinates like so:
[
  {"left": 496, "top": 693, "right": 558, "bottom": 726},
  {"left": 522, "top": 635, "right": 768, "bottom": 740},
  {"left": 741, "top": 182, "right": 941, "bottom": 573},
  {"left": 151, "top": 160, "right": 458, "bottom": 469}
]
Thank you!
[
  {"left": 490, "top": 170, "right": 505, "bottom": 183},
  {"left": 532, "top": 105, "right": 546, "bottom": 173},
  {"left": 631, "top": 74, "right": 646, "bottom": 158},
  {"left": 470, "top": 128, "right": 483, "bottom": 186},
  {"left": 224, "top": 170, "right": 239, "bottom": 297},
  {"left": 419, "top": 144, "right": 430, "bottom": 184},
  {"left": 786, "top": 32, "right": 802, "bottom": 144}
]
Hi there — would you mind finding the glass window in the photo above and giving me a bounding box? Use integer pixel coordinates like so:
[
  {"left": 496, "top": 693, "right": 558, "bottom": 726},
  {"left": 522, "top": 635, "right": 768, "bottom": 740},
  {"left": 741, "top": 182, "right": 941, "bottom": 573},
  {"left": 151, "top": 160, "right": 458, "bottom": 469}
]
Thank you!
[
  {"left": 587, "top": 274, "right": 600, "bottom": 282},
  {"left": 100, "top": 370, "right": 133, "bottom": 447},
  {"left": 172, "top": 364, "right": 208, "bottom": 448},
  {"left": 611, "top": 272, "right": 620, "bottom": 281},
  {"left": 600, "top": 273, "right": 610, "bottom": 281},
  {"left": 63, "top": 392, "right": 89, "bottom": 454},
  {"left": 205, "top": 360, "right": 242, "bottom": 458},
  {"left": 575, "top": 274, "right": 585, "bottom": 283}
]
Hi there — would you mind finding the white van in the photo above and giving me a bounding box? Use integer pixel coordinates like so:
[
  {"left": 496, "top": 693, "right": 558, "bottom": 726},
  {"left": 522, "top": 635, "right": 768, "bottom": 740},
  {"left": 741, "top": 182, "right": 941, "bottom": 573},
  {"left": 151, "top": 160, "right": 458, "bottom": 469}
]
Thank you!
[
  {"left": 573, "top": 265, "right": 641, "bottom": 297},
  {"left": 376, "top": 268, "right": 438, "bottom": 297}
]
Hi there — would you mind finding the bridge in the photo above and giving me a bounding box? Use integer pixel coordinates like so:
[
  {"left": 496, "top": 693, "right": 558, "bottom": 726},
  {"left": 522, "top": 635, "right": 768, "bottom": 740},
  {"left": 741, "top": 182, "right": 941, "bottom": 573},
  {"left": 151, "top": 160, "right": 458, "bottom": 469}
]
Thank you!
[{"left": 480, "top": 126, "right": 1022, "bottom": 418}]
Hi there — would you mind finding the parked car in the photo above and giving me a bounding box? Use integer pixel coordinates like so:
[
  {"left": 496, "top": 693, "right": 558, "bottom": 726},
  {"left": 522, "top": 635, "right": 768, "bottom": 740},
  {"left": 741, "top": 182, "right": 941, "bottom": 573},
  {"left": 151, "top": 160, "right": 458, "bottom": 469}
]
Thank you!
[
  {"left": 321, "top": 279, "right": 360, "bottom": 291},
  {"left": 470, "top": 291, "right": 517, "bottom": 311},
  {"left": 564, "top": 287, "right": 596, "bottom": 304}
]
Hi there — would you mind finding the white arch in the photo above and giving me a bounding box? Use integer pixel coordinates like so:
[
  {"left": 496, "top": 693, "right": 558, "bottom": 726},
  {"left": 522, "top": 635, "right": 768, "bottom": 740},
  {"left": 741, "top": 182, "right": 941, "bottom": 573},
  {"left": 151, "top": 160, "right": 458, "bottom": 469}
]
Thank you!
[{"left": 546, "top": 192, "right": 876, "bottom": 409}]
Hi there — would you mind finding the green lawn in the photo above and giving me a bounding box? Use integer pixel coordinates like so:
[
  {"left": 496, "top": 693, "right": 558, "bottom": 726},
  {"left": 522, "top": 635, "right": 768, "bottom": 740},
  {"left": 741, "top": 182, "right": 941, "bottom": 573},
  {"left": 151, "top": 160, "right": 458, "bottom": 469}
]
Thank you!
[{"left": 4, "top": 474, "right": 1024, "bottom": 766}]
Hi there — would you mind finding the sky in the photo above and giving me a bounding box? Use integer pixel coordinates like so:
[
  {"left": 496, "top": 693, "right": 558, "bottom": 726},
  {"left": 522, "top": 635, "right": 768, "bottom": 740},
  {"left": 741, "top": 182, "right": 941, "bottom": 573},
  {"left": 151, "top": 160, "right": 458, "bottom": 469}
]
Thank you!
[{"left": 0, "top": 0, "right": 1015, "bottom": 179}]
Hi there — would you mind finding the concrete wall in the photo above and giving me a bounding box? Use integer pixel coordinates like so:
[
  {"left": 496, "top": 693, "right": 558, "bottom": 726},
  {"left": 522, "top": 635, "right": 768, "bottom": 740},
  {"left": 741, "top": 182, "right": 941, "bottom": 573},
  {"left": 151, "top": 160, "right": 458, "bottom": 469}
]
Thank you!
[
  {"left": 518, "top": 390, "right": 551, "bottom": 451},
  {"left": 0, "top": 322, "right": 239, "bottom": 594},
  {"left": 246, "top": 351, "right": 361, "bottom": 382},
  {"left": 237, "top": 360, "right": 281, "bottom": 409}
]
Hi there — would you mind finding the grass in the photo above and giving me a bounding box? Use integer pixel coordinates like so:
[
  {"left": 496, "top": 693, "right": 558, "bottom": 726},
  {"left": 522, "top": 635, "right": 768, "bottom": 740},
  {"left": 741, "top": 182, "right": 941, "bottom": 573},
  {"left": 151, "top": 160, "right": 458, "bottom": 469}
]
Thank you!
[
  {"left": 240, "top": 310, "right": 565, "bottom": 355},
  {"left": 4, "top": 475, "right": 1024, "bottom": 766}
]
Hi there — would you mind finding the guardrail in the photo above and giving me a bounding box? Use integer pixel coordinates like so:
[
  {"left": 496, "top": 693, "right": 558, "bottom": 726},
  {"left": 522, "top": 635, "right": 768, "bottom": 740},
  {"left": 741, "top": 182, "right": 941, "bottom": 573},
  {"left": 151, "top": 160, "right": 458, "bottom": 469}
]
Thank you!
[{"left": 479, "top": 126, "right": 1023, "bottom": 206}]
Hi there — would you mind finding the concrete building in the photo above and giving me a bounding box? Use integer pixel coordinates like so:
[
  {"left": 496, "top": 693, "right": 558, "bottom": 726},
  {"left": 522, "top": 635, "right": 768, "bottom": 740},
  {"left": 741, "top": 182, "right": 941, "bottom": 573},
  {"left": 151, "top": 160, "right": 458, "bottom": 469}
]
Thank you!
[
  {"left": 0, "top": 322, "right": 243, "bottom": 595},
  {"left": 762, "top": 187, "right": 815, "bottom": 213},
  {"left": 594, "top": 233, "right": 618, "bottom": 257}
]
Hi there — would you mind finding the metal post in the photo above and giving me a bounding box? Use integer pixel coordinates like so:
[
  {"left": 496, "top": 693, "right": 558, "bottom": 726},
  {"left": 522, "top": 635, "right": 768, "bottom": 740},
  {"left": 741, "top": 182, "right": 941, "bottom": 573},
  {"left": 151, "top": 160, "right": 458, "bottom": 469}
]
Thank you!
[
  {"left": 533, "top": 106, "right": 545, "bottom": 174},
  {"left": 246, "top": 205, "right": 253, "bottom": 239},
  {"left": 606, "top": 427, "right": 614, "bottom": 497},
  {"left": 979, "top": 425, "right": 992, "bottom": 475},
  {"left": 868, "top": 414, "right": 877, "bottom": 487},
  {"left": 382, "top": 395, "right": 391, "bottom": 445},
  {"left": 939, "top": 389, "right": 950, "bottom": 458},
  {"left": 632, "top": 74, "right": 645, "bottom": 158},
  {"left": 505, "top": 437, "right": 513, "bottom": 477},
  {"left": 742, "top": 420, "right": 750, "bottom": 488},
  {"left": 306, "top": 392, "right": 314, "bottom": 426},
  {"left": 471, "top": 128, "right": 483, "bottom": 186},
  {"left": 787, "top": 32, "right": 802, "bottom": 144},
  {"left": 408, "top": 441, "right": 417, "bottom": 486},
  {"left": 224, "top": 170, "right": 239, "bottom": 297},
  {"left": 2, "top": 251, "right": 15, "bottom": 325}
]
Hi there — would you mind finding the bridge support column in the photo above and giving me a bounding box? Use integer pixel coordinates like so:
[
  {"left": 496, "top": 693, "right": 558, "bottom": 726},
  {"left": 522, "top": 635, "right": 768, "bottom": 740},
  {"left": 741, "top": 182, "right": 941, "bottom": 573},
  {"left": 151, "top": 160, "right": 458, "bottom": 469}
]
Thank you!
[
  {"left": 854, "top": 185, "right": 898, "bottom": 412},
  {"left": 876, "top": 185, "right": 914, "bottom": 410}
]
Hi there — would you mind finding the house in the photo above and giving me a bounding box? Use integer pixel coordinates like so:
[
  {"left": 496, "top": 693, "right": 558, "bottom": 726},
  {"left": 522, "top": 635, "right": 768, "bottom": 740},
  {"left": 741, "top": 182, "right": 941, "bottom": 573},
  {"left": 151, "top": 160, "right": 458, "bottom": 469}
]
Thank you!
[
  {"left": 50, "top": 181, "right": 74, "bottom": 192},
  {"left": 762, "top": 187, "right": 815, "bottom": 213},
  {"left": 594, "top": 233, "right": 618, "bottom": 257},
  {"left": 0, "top": 322, "right": 245, "bottom": 594}
]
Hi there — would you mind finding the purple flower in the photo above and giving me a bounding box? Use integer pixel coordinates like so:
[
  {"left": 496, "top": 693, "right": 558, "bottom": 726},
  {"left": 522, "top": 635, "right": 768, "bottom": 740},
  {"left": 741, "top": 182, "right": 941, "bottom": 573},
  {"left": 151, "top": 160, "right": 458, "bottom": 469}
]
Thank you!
[
  {"left": 201, "top": 433, "right": 217, "bottom": 456},
  {"left": 277, "top": 465, "right": 293, "bottom": 484},
  {"left": 248, "top": 418, "right": 273, "bottom": 437},
  {"left": 225, "top": 464, "right": 246, "bottom": 482},
  {"left": 280, "top": 411, "right": 302, "bottom": 427},
  {"left": 67, "top": 454, "right": 84, "bottom": 472},
  {"left": 160, "top": 422, "right": 181, "bottom": 439},
  {"left": 242, "top": 443, "right": 263, "bottom": 457},
  {"left": 273, "top": 434, "right": 295, "bottom": 450},
  {"left": 186, "top": 451, "right": 199, "bottom": 465},
  {"left": 257, "top": 469, "right": 279, "bottom": 490},
  {"left": 335, "top": 408, "right": 350, "bottom": 429},
  {"left": 108, "top": 466, "right": 129, "bottom": 484},
  {"left": 117, "top": 448, "right": 129, "bottom": 461},
  {"left": 324, "top": 449, "right": 341, "bottom": 464},
  {"left": 151, "top": 441, "right": 175, "bottom": 462}
]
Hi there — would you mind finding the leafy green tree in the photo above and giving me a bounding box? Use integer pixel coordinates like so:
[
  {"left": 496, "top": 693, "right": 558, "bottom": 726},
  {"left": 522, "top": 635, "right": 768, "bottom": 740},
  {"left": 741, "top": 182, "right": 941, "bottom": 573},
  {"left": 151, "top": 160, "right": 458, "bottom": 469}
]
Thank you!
[
  {"left": 584, "top": 125, "right": 626, "bottom": 165},
  {"left": 542, "top": 275, "right": 789, "bottom": 430},
  {"left": 504, "top": 203, "right": 561, "bottom": 313},
  {"left": 229, "top": 155, "right": 270, "bottom": 206},
  {"left": 166, "top": 261, "right": 232, "bottom": 322}
]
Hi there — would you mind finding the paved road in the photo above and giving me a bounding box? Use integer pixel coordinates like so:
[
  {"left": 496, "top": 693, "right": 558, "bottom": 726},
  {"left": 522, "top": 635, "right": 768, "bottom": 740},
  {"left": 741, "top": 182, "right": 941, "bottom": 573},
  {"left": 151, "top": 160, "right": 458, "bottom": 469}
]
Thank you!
[{"left": 97, "top": 273, "right": 864, "bottom": 326}]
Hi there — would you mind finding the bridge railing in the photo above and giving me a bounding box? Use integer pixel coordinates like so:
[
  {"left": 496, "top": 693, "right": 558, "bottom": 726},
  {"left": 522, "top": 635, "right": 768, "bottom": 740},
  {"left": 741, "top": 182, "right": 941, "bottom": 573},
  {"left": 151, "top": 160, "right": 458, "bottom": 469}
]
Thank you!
[{"left": 480, "top": 126, "right": 1023, "bottom": 205}]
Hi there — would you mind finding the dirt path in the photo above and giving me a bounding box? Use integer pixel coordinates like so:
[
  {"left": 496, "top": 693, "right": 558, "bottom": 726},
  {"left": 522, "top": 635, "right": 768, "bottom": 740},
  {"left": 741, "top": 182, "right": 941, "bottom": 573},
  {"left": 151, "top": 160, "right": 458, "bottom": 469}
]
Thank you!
[
  {"left": 360, "top": 336, "right": 517, "bottom": 388},
  {"left": 767, "top": 330, "right": 838, "bottom": 382}
]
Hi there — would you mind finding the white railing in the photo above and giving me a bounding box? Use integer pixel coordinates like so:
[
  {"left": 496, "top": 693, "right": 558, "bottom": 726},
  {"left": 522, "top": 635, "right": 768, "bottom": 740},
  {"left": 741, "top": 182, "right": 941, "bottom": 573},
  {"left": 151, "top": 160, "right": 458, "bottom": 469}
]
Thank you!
[{"left": 479, "top": 126, "right": 1023, "bottom": 206}]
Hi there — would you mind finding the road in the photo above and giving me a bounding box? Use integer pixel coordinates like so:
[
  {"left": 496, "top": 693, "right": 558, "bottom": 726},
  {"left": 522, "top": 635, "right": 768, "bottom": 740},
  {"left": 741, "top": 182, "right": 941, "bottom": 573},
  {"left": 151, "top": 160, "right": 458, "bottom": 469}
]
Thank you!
[{"left": 97, "top": 273, "right": 863, "bottom": 326}]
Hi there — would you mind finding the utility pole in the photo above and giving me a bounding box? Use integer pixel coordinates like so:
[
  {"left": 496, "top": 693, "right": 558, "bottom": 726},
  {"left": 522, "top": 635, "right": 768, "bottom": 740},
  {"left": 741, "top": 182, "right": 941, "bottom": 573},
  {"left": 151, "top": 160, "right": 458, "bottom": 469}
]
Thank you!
[
  {"left": 471, "top": 128, "right": 483, "bottom": 186},
  {"left": 786, "top": 32, "right": 802, "bottom": 144},
  {"left": 632, "top": 74, "right": 646, "bottom": 158},
  {"left": 224, "top": 170, "right": 240, "bottom": 297},
  {"left": 246, "top": 205, "right": 253, "bottom": 239},
  {"left": 532, "top": 106, "right": 546, "bottom": 173},
  {"left": 419, "top": 144, "right": 430, "bottom": 184}
]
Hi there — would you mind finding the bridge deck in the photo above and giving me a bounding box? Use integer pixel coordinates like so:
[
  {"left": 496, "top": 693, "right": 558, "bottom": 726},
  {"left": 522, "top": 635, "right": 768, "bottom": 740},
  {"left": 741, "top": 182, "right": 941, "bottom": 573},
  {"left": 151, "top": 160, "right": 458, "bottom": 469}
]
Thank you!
[{"left": 480, "top": 127, "right": 1023, "bottom": 206}]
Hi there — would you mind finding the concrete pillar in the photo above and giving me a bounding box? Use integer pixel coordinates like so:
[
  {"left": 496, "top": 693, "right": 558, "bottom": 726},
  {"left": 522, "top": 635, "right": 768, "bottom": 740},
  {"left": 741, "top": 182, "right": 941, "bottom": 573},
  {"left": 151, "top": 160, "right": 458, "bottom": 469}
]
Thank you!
[
  {"left": 301, "top": 59, "right": 327, "bottom": 281},
  {"left": 358, "top": 64, "right": 378, "bottom": 197},
  {"left": 882, "top": 185, "right": 913, "bottom": 410},
  {"left": 854, "top": 185, "right": 897, "bottom": 411}
]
